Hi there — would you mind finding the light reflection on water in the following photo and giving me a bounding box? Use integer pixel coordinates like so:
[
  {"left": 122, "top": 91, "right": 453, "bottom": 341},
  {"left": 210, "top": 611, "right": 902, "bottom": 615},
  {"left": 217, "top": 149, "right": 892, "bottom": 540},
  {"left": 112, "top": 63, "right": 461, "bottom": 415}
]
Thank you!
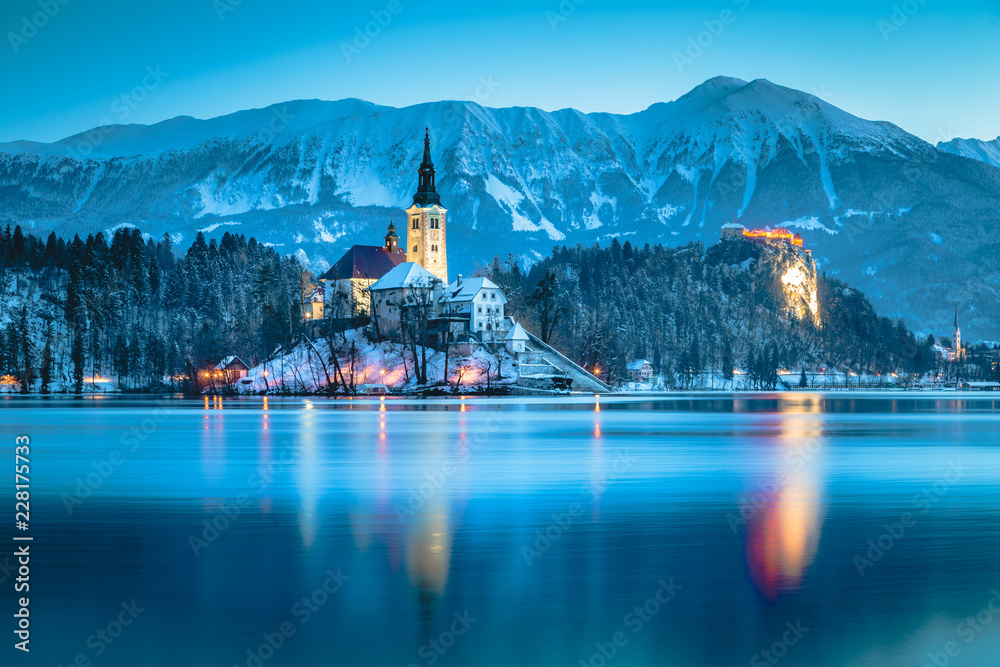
[{"left": 4, "top": 393, "right": 1000, "bottom": 666}]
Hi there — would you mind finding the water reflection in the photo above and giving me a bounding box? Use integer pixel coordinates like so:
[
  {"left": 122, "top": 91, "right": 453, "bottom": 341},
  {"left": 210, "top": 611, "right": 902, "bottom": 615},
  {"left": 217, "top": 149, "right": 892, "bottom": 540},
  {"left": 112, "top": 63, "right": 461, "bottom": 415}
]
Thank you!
[
  {"left": 298, "top": 405, "right": 320, "bottom": 548},
  {"left": 746, "top": 395, "right": 827, "bottom": 598},
  {"left": 10, "top": 394, "right": 1000, "bottom": 667}
]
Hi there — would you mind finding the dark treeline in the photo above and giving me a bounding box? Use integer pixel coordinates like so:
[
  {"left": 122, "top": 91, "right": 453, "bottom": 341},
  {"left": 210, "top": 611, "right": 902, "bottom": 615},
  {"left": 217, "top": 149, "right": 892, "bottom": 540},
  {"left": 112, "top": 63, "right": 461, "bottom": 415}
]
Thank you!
[
  {"left": 488, "top": 238, "right": 990, "bottom": 387},
  {"left": 0, "top": 224, "right": 303, "bottom": 392}
]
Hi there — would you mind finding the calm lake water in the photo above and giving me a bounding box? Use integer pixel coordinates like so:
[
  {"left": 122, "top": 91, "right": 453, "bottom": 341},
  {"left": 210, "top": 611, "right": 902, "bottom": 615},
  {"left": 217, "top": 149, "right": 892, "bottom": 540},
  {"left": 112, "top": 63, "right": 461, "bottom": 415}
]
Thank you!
[{"left": 3, "top": 393, "right": 1000, "bottom": 667}]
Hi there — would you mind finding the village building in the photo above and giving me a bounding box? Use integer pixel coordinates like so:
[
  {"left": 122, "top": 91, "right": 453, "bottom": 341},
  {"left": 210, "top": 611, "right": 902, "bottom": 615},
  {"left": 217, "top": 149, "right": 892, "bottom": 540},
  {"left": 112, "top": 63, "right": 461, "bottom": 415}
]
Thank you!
[
  {"left": 301, "top": 285, "right": 324, "bottom": 320},
  {"left": 368, "top": 262, "right": 443, "bottom": 338},
  {"left": 201, "top": 356, "right": 250, "bottom": 387},
  {"left": 440, "top": 275, "right": 509, "bottom": 340},
  {"left": 626, "top": 359, "right": 654, "bottom": 383},
  {"left": 319, "top": 222, "right": 407, "bottom": 317}
]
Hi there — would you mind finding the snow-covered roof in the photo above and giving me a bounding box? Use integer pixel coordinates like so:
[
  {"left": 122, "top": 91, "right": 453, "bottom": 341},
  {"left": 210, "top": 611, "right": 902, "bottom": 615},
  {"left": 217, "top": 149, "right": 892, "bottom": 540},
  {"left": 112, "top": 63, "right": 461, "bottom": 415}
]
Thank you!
[
  {"left": 442, "top": 276, "right": 507, "bottom": 304},
  {"left": 505, "top": 322, "right": 529, "bottom": 341},
  {"left": 722, "top": 222, "right": 745, "bottom": 229},
  {"left": 368, "top": 262, "right": 441, "bottom": 291},
  {"left": 215, "top": 355, "right": 249, "bottom": 370},
  {"left": 626, "top": 359, "right": 652, "bottom": 371}
]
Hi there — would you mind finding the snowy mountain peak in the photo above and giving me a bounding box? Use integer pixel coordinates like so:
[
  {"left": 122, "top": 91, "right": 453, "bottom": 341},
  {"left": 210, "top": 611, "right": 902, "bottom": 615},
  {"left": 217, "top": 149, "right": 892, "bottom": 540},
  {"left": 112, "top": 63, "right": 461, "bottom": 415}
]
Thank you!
[
  {"left": 1, "top": 78, "right": 999, "bottom": 337},
  {"left": 937, "top": 136, "right": 1000, "bottom": 168}
]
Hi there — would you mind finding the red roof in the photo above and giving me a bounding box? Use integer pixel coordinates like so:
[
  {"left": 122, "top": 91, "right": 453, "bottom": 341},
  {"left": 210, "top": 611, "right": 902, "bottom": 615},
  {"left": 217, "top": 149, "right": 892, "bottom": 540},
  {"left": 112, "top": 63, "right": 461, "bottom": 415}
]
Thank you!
[{"left": 320, "top": 245, "right": 407, "bottom": 281}]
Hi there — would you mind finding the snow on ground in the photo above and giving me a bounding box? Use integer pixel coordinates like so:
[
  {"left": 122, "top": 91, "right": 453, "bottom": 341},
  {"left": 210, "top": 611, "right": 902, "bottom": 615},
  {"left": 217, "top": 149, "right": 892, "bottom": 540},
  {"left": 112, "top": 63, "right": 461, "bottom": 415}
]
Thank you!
[{"left": 233, "top": 329, "right": 518, "bottom": 394}]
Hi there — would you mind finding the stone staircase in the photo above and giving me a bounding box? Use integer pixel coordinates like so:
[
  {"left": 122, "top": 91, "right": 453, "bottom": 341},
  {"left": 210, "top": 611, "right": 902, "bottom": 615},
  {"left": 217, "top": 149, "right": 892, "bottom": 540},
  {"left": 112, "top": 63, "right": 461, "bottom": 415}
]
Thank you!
[{"left": 517, "top": 331, "right": 611, "bottom": 393}]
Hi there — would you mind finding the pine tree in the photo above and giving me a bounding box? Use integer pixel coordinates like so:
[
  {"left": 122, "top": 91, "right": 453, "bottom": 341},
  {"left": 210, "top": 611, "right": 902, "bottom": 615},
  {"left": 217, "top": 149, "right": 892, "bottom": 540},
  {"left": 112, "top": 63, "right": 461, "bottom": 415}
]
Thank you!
[
  {"left": 798, "top": 367, "right": 808, "bottom": 388},
  {"left": 72, "top": 330, "right": 85, "bottom": 394},
  {"left": 40, "top": 324, "right": 53, "bottom": 394},
  {"left": 722, "top": 338, "right": 734, "bottom": 385},
  {"left": 17, "top": 306, "right": 33, "bottom": 393}
]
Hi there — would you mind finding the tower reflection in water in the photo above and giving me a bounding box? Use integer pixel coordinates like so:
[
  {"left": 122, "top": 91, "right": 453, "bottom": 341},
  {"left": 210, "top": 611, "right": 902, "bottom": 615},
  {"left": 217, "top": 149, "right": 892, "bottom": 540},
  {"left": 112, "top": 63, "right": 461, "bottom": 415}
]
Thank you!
[{"left": 744, "top": 395, "right": 827, "bottom": 599}]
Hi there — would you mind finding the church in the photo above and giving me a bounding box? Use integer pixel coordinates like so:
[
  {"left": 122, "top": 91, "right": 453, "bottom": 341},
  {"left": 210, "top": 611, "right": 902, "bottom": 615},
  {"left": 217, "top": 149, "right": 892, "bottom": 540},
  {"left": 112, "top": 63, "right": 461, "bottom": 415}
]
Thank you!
[
  {"left": 319, "top": 130, "right": 447, "bottom": 315},
  {"left": 931, "top": 310, "right": 965, "bottom": 362},
  {"left": 321, "top": 130, "right": 509, "bottom": 343}
]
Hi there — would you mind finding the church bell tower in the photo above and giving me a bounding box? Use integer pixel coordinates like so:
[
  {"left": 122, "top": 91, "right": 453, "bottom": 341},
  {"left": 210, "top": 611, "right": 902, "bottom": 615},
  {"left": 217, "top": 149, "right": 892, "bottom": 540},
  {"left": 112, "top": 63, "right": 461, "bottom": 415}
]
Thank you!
[
  {"left": 405, "top": 129, "right": 448, "bottom": 282},
  {"left": 953, "top": 309, "right": 962, "bottom": 361}
]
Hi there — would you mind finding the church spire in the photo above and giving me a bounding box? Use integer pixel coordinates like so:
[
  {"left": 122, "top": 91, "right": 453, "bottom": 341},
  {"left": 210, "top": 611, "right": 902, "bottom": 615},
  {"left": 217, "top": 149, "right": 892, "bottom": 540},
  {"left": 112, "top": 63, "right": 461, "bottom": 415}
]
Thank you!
[
  {"left": 412, "top": 127, "right": 441, "bottom": 207},
  {"left": 384, "top": 217, "right": 399, "bottom": 253}
]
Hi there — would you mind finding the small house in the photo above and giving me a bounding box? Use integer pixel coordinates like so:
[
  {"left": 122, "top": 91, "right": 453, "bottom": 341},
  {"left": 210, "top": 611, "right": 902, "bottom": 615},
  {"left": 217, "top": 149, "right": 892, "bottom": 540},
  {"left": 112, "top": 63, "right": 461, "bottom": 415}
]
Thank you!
[
  {"left": 626, "top": 359, "right": 654, "bottom": 383},
  {"left": 441, "top": 275, "right": 509, "bottom": 339},
  {"left": 302, "top": 286, "right": 325, "bottom": 321},
  {"left": 202, "top": 356, "right": 250, "bottom": 386}
]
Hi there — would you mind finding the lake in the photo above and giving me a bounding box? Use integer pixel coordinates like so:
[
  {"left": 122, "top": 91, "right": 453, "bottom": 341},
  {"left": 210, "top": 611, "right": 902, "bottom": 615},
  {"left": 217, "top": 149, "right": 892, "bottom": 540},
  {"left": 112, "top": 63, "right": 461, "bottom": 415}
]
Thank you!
[{"left": 4, "top": 393, "right": 1000, "bottom": 667}]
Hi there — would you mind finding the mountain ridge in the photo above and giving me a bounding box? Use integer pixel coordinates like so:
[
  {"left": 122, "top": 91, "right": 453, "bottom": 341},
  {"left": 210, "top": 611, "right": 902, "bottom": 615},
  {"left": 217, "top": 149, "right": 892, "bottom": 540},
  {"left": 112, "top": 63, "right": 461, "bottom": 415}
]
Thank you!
[{"left": 1, "top": 77, "right": 999, "bottom": 338}]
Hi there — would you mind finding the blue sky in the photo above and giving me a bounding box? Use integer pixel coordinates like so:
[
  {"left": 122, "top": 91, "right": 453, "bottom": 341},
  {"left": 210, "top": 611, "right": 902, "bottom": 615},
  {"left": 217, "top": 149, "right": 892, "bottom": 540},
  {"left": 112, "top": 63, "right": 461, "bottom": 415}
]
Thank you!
[{"left": 2, "top": 0, "right": 998, "bottom": 144}]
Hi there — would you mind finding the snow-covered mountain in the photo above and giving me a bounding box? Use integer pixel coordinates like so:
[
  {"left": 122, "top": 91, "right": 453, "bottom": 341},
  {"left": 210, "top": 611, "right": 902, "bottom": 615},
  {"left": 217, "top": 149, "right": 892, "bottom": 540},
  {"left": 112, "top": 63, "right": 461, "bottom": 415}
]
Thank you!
[
  {"left": 937, "top": 136, "right": 1000, "bottom": 169},
  {"left": 2, "top": 77, "right": 1000, "bottom": 337}
]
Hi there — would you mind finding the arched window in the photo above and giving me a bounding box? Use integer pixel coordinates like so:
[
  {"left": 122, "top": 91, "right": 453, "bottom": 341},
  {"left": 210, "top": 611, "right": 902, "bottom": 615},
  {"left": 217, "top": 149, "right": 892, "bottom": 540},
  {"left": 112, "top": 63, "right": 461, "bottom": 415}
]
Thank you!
[{"left": 411, "top": 218, "right": 420, "bottom": 230}]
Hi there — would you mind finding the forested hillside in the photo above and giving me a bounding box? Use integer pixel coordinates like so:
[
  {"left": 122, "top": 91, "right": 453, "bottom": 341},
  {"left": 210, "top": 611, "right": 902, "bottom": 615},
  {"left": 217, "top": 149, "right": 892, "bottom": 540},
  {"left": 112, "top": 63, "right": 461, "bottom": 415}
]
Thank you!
[
  {"left": 0, "top": 225, "right": 302, "bottom": 392},
  {"left": 488, "top": 238, "right": 944, "bottom": 387},
  {"left": 0, "top": 223, "right": 982, "bottom": 393}
]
